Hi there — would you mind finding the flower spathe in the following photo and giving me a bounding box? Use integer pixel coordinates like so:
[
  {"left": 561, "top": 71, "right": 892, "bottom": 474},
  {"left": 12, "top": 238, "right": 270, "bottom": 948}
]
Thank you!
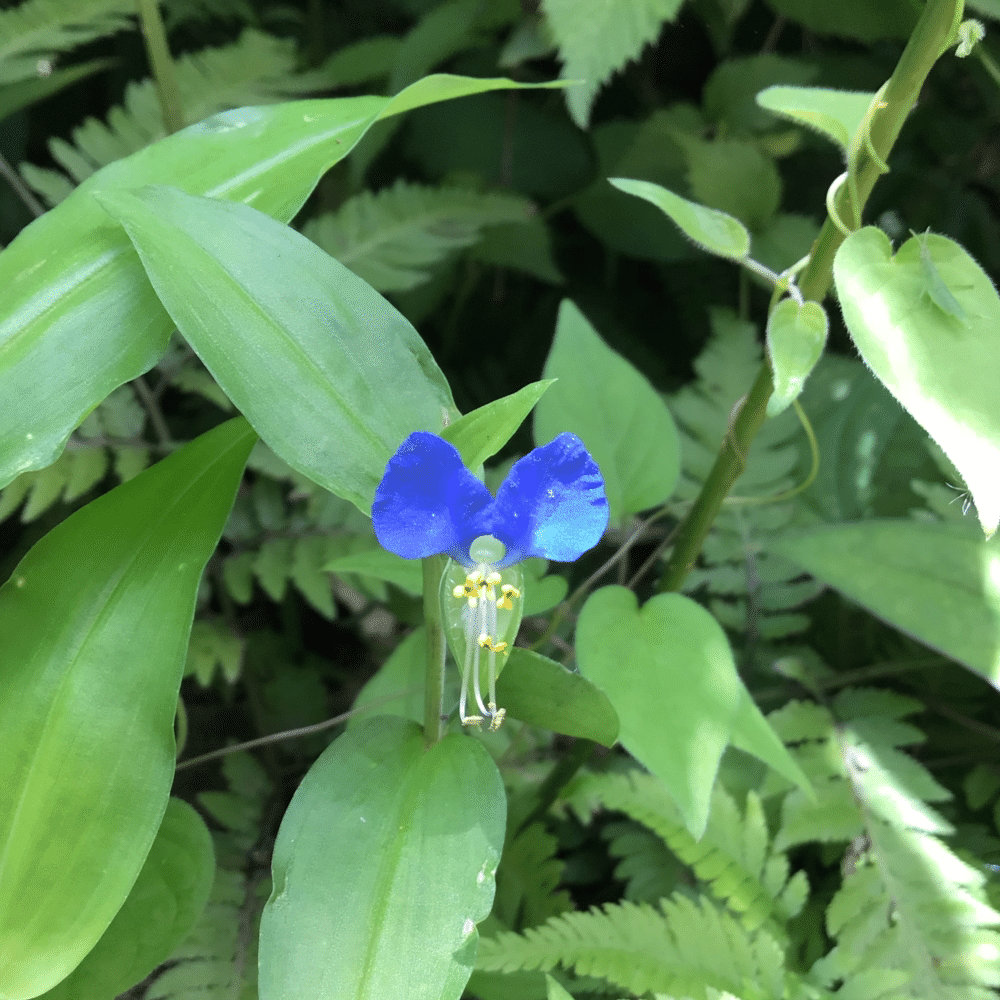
[{"left": 372, "top": 430, "right": 609, "bottom": 728}]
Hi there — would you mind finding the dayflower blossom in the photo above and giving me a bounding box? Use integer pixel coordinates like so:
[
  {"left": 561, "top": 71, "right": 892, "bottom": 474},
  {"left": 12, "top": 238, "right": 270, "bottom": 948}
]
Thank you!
[{"left": 372, "top": 430, "right": 609, "bottom": 728}]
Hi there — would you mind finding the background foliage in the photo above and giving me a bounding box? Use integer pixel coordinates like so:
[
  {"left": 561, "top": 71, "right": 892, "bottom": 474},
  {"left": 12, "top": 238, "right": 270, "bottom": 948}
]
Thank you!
[{"left": 2, "top": 0, "right": 1000, "bottom": 998}]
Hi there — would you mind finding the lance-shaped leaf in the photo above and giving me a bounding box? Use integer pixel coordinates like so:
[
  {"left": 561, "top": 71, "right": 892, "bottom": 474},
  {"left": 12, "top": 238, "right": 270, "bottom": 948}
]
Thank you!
[
  {"left": 258, "top": 716, "right": 506, "bottom": 1000},
  {"left": 0, "top": 417, "right": 254, "bottom": 1000},
  {"left": 0, "top": 74, "right": 556, "bottom": 491},
  {"left": 834, "top": 227, "right": 1000, "bottom": 537},
  {"left": 96, "top": 184, "right": 452, "bottom": 512},
  {"left": 40, "top": 798, "right": 216, "bottom": 1000},
  {"left": 756, "top": 86, "right": 877, "bottom": 154}
]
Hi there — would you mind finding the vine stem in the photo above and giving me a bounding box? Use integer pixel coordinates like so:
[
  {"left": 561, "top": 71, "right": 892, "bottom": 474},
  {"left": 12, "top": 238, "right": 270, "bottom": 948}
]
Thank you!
[
  {"left": 422, "top": 554, "right": 448, "bottom": 746},
  {"left": 136, "top": 0, "right": 185, "bottom": 136},
  {"left": 658, "top": 0, "right": 964, "bottom": 593}
]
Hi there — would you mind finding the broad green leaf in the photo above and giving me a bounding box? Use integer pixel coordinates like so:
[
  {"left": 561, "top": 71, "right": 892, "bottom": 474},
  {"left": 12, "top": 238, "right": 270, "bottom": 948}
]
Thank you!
[
  {"left": 494, "top": 648, "right": 618, "bottom": 746},
  {"left": 675, "top": 134, "right": 782, "bottom": 231},
  {"left": 833, "top": 227, "right": 1000, "bottom": 537},
  {"left": 763, "top": 0, "right": 914, "bottom": 42},
  {"left": 258, "top": 716, "right": 506, "bottom": 1000},
  {"left": 0, "top": 74, "right": 555, "bottom": 491},
  {"left": 442, "top": 380, "right": 555, "bottom": 470},
  {"left": 769, "top": 520, "right": 1000, "bottom": 691},
  {"left": 541, "top": 0, "right": 684, "bottom": 128},
  {"left": 41, "top": 798, "right": 215, "bottom": 1000},
  {"left": 534, "top": 300, "right": 680, "bottom": 525},
  {"left": 348, "top": 627, "right": 439, "bottom": 729},
  {"left": 96, "top": 185, "right": 454, "bottom": 513},
  {"left": 325, "top": 548, "right": 423, "bottom": 595},
  {"left": 576, "top": 586, "right": 742, "bottom": 837},
  {"left": 0, "top": 417, "right": 254, "bottom": 999},
  {"left": 610, "top": 177, "right": 750, "bottom": 259},
  {"left": 765, "top": 298, "right": 828, "bottom": 417},
  {"left": 756, "top": 86, "right": 876, "bottom": 154}
]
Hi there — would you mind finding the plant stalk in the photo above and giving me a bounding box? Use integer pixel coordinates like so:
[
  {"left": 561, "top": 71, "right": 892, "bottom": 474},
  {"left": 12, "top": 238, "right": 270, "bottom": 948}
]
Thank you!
[
  {"left": 136, "top": 0, "right": 185, "bottom": 136},
  {"left": 658, "top": 0, "right": 963, "bottom": 593}
]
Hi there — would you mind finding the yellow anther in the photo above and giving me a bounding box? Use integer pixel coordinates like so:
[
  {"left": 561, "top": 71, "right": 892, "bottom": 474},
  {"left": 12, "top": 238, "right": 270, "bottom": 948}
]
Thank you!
[
  {"left": 477, "top": 634, "right": 507, "bottom": 653},
  {"left": 497, "top": 584, "right": 521, "bottom": 610},
  {"left": 489, "top": 707, "right": 506, "bottom": 732},
  {"left": 462, "top": 714, "right": 484, "bottom": 728}
]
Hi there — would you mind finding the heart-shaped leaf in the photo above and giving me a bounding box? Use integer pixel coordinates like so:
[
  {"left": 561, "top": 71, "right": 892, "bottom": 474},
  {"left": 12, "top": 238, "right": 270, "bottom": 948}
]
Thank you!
[
  {"left": 765, "top": 298, "right": 828, "bottom": 417},
  {"left": 834, "top": 227, "right": 1000, "bottom": 536}
]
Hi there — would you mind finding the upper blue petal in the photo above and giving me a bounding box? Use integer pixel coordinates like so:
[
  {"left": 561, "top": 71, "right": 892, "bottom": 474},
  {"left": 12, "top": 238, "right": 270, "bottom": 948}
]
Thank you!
[
  {"left": 488, "top": 432, "right": 609, "bottom": 566},
  {"left": 372, "top": 431, "right": 492, "bottom": 561}
]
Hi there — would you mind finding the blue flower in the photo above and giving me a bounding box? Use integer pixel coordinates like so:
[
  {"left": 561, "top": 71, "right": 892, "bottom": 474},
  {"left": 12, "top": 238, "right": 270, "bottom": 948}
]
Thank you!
[
  {"left": 372, "top": 430, "right": 609, "bottom": 569},
  {"left": 372, "top": 430, "right": 609, "bottom": 730}
]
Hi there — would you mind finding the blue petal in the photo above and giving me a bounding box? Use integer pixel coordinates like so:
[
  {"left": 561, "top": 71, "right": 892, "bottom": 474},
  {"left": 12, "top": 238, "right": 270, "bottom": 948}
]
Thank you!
[
  {"left": 490, "top": 433, "right": 609, "bottom": 565},
  {"left": 372, "top": 432, "right": 492, "bottom": 561}
]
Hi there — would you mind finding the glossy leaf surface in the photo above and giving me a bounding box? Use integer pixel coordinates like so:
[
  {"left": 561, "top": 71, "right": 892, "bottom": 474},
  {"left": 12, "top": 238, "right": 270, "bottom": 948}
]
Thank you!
[
  {"left": 41, "top": 798, "right": 215, "bottom": 1000},
  {"left": 770, "top": 519, "right": 1000, "bottom": 690},
  {"left": 258, "top": 717, "right": 506, "bottom": 1000},
  {"left": 765, "top": 298, "right": 828, "bottom": 417},
  {"left": 610, "top": 177, "right": 750, "bottom": 259},
  {"left": 834, "top": 228, "right": 1000, "bottom": 537},
  {"left": 0, "top": 74, "right": 550, "bottom": 491},
  {"left": 0, "top": 417, "right": 254, "bottom": 999},
  {"left": 576, "top": 586, "right": 742, "bottom": 837},
  {"left": 97, "top": 185, "right": 455, "bottom": 512},
  {"left": 534, "top": 300, "right": 680, "bottom": 525}
]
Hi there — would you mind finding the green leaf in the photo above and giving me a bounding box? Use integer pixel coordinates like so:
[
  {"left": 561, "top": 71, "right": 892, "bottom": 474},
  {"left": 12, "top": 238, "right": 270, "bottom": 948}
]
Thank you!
[
  {"left": 730, "top": 690, "right": 813, "bottom": 796},
  {"left": 0, "top": 57, "right": 114, "bottom": 122},
  {"left": 544, "top": 974, "right": 575, "bottom": 1000},
  {"left": 494, "top": 648, "right": 619, "bottom": 746},
  {"left": 534, "top": 300, "right": 680, "bottom": 525},
  {"left": 541, "top": 0, "right": 684, "bottom": 128},
  {"left": 303, "top": 180, "right": 535, "bottom": 293},
  {"left": 833, "top": 227, "right": 1000, "bottom": 537},
  {"left": 96, "top": 185, "right": 456, "bottom": 514},
  {"left": 325, "top": 548, "right": 423, "bottom": 596},
  {"left": 442, "top": 380, "right": 555, "bottom": 471},
  {"left": 756, "top": 86, "right": 877, "bottom": 154},
  {"left": 469, "top": 218, "right": 564, "bottom": 284},
  {"left": 765, "top": 298, "right": 828, "bottom": 417},
  {"left": 675, "top": 135, "right": 781, "bottom": 231},
  {"left": 769, "top": 520, "right": 1000, "bottom": 690},
  {"left": 576, "top": 586, "right": 742, "bottom": 838},
  {"left": 0, "top": 417, "right": 254, "bottom": 999},
  {"left": 609, "top": 177, "right": 751, "bottom": 259},
  {"left": 40, "top": 798, "right": 215, "bottom": 1000},
  {"left": 258, "top": 716, "right": 506, "bottom": 1000},
  {"left": 0, "top": 74, "right": 556, "bottom": 492}
]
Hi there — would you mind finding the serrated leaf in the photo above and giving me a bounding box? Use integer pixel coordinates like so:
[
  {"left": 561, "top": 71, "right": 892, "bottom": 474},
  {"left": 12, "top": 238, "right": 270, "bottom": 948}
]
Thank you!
[
  {"left": 222, "top": 551, "right": 255, "bottom": 603},
  {"left": 610, "top": 178, "right": 750, "bottom": 259},
  {"left": 541, "top": 0, "right": 684, "bottom": 128},
  {"left": 291, "top": 537, "right": 335, "bottom": 619},
  {"left": 254, "top": 538, "right": 292, "bottom": 602}
]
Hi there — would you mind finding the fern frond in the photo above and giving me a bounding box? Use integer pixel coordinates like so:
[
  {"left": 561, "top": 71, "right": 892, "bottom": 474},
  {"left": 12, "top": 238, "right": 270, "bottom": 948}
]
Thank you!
[
  {"left": 0, "top": 0, "right": 133, "bottom": 85},
  {"left": 303, "top": 180, "right": 537, "bottom": 293},
  {"left": 476, "top": 894, "right": 789, "bottom": 999},
  {"left": 494, "top": 822, "right": 572, "bottom": 930},
  {"left": 669, "top": 309, "right": 822, "bottom": 641},
  {"left": 185, "top": 618, "right": 244, "bottom": 686},
  {"left": 601, "top": 819, "right": 680, "bottom": 902},
  {"left": 21, "top": 29, "right": 313, "bottom": 202},
  {"left": 145, "top": 754, "right": 272, "bottom": 1000},
  {"left": 566, "top": 770, "right": 806, "bottom": 930},
  {"left": 0, "top": 384, "right": 149, "bottom": 523}
]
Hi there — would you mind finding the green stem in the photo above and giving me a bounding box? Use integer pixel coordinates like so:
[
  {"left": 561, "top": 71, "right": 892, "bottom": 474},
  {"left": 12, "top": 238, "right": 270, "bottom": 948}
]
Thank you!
[
  {"left": 658, "top": 0, "right": 963, "bottom": 593},
  {"left": 422, "top": 554, "right": 448, "bottom": 746},
  {"left": 136, "top": 0, "right": 185, "bottom": 135}
]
